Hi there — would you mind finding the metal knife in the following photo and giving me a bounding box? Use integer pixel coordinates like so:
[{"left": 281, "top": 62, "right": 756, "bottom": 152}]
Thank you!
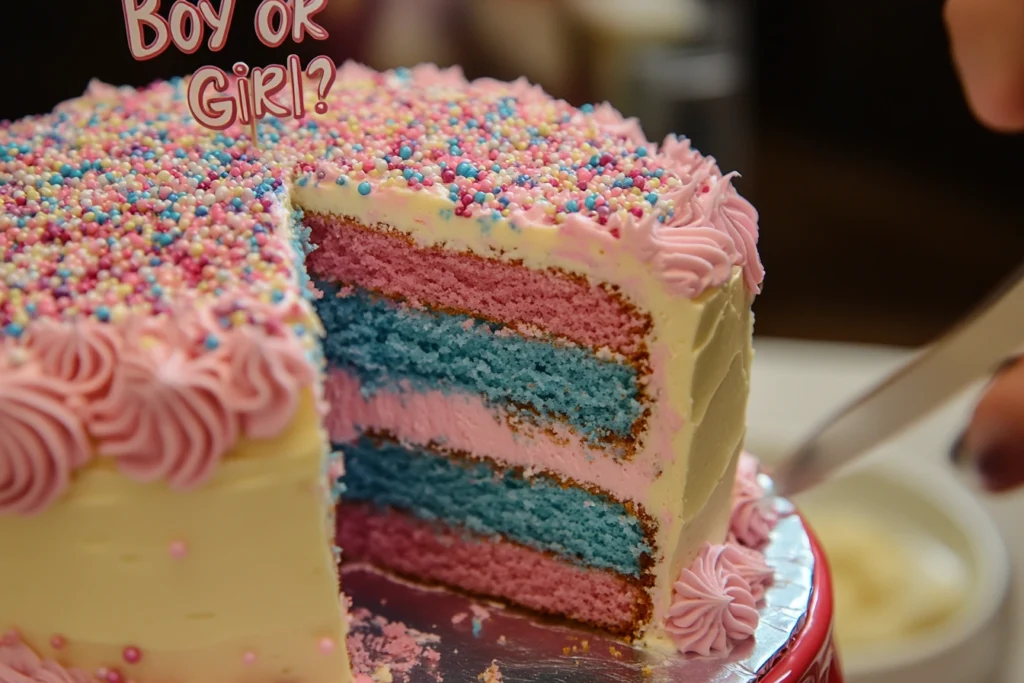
[{"left": 768, "top": 261, "right": 1024, "bottom": 499}]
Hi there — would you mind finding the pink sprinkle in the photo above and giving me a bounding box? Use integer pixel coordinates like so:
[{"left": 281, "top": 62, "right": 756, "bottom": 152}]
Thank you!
[
  {"left": 318, "top": 637, "right": 336, "bottom": 654},
  {"left": 50, "top": 635, "right": 66, "bottom": 650},
  {"left": 106, "top": 670, "right": 125, "bottom": 683},
  {"left": 122, "top": 646, "right": 142, "bottom": 664},
  {"left": 242, "top": 651, "right": 257, "bottom": 665},
  {"left": 168, "top": 541, "right": 188, "bottom": 559}
]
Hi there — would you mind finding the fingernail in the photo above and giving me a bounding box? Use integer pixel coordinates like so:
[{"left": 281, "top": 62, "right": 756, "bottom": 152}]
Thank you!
[{"left": 975, "top": 443, "right": 1023, "bottom": 493}]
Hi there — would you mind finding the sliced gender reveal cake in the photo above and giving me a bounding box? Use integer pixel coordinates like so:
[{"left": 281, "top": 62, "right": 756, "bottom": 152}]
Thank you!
[{"left": 0, "top": 63, "right": 763, "bottom": 682}]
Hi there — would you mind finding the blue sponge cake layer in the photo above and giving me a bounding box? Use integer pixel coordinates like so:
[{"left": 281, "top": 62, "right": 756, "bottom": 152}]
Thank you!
[
  {"left": 338, "top": 435, "right": 653, "bottom": 577},
  {"left": 315, "top": 281, "right": 644, "bottom": 442}
]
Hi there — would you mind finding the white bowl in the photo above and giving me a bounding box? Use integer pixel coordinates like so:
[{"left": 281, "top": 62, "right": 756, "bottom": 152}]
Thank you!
[{"left": 757, "top": 452, "right": 1010, "bottom": 683}]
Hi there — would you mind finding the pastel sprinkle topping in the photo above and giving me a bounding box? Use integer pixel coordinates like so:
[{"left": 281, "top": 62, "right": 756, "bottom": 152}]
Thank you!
[{"left": 0, "top": 63, "right": 758, "bottom": 332}]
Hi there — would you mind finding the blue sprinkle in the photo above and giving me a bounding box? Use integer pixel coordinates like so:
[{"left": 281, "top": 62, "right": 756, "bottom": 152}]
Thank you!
[
  {"left": 403, "top": 168, "right": 415, "bottom": 180},
  {"left": 413, "top": 172, "right": 424, "bottom": 183},
  {"left": 654, "top": 169, "right": 664, "bottom": 178},
  {"left": 472, "top": 618, "right": 482, "bottom": 638},
  {"left": 581, "top": 103, "right": 595, "bottom": 113},
  {"left": 358, "top": 181, "right": 372, "bottom": 196},
  {"left": 585, "top": 195, "right": 597, "bottom": 210},
  {"left": 271, "top": 290, "right": 285, "bottom": 303},
  {"left": 399, "top": 145, "right": 412, "bottom": 160},
  {"left": 204, "top": 335, "right": 220, "bottom": 351},
  {"left": 4, "top": 323, "right": 24, "bottom": 338},
  {"left": 336, "top": 175, "right": 347, "bottom": 186},
  {"left": 474, "top": 191, "right": 486, "bottom": 204},
  {"left": 196, "top": 206, "right": 209, "bottom": 217},
  {"left": 95, "top": 306, "right": 111, "bottom": 322},
  {"left": 636, "top": 146, "right": 648, "bottom": 157},
  {"left": 566, "top": 200, "right": 579, "bottom": 213},
  {"left": 456, "top": 162, "right": 473, "bottom": 177},
  {"left": 646, "top": 193, "right": 658, "bottom": 205}
]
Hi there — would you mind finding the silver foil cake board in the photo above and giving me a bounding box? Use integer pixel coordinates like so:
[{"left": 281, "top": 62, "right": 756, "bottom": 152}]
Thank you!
[{"left": 344, "top": 501, "right": 812, "bottom": 683}]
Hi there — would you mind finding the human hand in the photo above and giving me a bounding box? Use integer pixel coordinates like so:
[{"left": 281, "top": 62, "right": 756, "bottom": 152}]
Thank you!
[
  {"left": 952, "top": 358, "right": 1024, "bottom": 492},
  {"left": 944, "top": 0, "right": 1024, "bottom": 131},
  {"left": 944, "top": 0, "right": 1024, "bottom": 491}
]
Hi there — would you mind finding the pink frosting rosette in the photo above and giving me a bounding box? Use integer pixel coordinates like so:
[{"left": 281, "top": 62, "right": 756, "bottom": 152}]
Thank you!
[
  {"left": 216, "top": 322, "right": 317, "bottom": 440},
  {"left": 0, "top": 634, "right": 89, "bottom": 683},
  {"left": 0, "top": 351, "right": 92, "bottom": 516},
  {"left": 87, "top": 318, "right": 240, "bottom": 490},
  {"left": 730, "top": 452, "right": 779, "bottom": 550},
  {"left": 665, "top": 543, "right": 761, "bottom": 657},
  {"left": 720, "top": 541, "right": 774, "bottom": 603},
  {"left": 23, "top": 319, "right": 122, "bottom": 404}
]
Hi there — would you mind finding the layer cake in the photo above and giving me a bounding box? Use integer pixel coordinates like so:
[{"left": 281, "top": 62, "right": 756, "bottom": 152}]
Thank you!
[{"left": 0, "top": 63, "right": 766, "bottom": 682}]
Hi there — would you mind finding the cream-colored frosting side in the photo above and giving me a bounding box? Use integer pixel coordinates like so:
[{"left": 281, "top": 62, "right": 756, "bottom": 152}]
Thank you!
[
  {"left": 0, "top": 392, "right": 352, "bottom": 683},
  {"left": 294, "top": 182, "right": 753, "bottom": 634}
]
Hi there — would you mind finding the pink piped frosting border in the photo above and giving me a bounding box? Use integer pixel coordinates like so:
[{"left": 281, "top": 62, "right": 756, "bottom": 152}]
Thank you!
[{"left": 0, "top": 296, "right": 316, "bottom": 516}]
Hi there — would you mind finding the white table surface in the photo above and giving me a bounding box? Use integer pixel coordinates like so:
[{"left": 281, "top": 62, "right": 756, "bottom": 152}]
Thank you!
[{"left": 748, "top": 337, "right": 1023, "bottom": 683}]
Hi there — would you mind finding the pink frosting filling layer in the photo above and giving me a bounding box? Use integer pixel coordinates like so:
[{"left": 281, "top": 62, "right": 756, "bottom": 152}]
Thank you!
[
  {"left": 305, "top": 215, "right": 649, "bottom": 355},
  {"left": 337, "top": 502, "right": 648, "bottom": 634},
  {"left": 323, "top": 370, "right": 659, "bottom": 503}
]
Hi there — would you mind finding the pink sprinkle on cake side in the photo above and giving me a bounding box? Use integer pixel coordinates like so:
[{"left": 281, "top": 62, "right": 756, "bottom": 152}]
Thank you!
[
  {"left": 338, "top": 502, "right": 650, "bottom": 636},
  {"left": 305, "top": 215, "right": 650, "bottom": 355}
]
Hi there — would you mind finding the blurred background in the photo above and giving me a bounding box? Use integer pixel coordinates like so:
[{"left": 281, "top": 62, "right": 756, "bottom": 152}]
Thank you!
[
  {"left": 3, "top": 2, "right": 1023, "bottom": 681},
  {"left": 2, "top": 0, "right": 1022, "bottom": 347}
]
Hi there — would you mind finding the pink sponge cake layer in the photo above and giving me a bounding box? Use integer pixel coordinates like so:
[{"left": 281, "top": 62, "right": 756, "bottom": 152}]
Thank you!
[
  {"left": 305, "top": 215, "right": 651, "bottom": 356},
  {"left": 338, "top": 502, "right": 651, "bottom": 635}
]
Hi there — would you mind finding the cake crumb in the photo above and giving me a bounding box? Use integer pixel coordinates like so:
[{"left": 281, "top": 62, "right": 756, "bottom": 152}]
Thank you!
[
  {"left": 642, "top": 665, "right": 654, "bottom": 677},
  {"left": 562, "top": 646, "right": 571, "bottom": 655},
  {"left": 497, "top": 635, "right": 507, "bottom": 646},
  {"left": 581, "top": 640, "right": 589, "bottom": 653},
  {"left": 609, "top": 646, "right": 623, "bottom": 659},
  {"left": 477, "top": 660, "right": 503, "bottom": 682},
  {"left": 451, "top": 612, "right": 468, "bottom": 625},
  {"left": 346, "top": 608, "right": 441, "bottom": 681}
]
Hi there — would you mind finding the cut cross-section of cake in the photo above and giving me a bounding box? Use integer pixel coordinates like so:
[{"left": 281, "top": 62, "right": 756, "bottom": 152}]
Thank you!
[
  {"left": 295, "top": 64, "right": 764, "bottom": 643},
  {"left": 0, "top": 62, "right": 764, "bottom": 682}
]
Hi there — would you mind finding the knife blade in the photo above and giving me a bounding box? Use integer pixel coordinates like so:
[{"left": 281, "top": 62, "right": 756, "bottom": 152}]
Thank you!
[{"left": 768, "top": 261, "right": 1024, "bottom": 499}]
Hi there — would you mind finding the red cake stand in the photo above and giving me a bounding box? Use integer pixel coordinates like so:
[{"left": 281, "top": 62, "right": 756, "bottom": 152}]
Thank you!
[{"left": 760, "top": 521, "right": 843, "bottom": 683}]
